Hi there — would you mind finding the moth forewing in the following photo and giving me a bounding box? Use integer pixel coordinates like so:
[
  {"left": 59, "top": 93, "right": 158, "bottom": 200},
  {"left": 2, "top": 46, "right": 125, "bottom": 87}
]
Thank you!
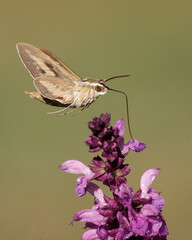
[
  {"left": 40, "top": 48, "right": 81, "bottom": 81},
  {"left": 16, "top": 43, "right": 81, "bottom": 82}
]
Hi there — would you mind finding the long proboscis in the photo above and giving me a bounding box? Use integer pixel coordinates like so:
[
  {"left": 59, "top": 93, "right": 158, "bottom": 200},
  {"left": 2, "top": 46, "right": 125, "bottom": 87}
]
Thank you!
[
  {"left": 108, "top": 87, "right": 133, "bottom": 139},
  {"left": 101, "top": 74, "right": 133, "bottom": 138}
]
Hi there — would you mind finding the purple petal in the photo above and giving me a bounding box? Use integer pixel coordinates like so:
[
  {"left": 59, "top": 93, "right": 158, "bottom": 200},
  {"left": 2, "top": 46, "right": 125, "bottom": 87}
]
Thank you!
[
  {"left": 115, "top": 183, "right": 133, "bottom": 207},
  {"left": 150, "top": 190, "right": 164, "bottom": 210},
  {"left": 115, "top": 176, "right": 127, "bottom": 186},
  {"left": 86, "top": 136, "right": 102, "bottom": 152},
  {"left": 148, "top": 218, "right": 163, "bottom": 236},
  {"left": 88, "top": 114, "right": 111, "bottom": 132},
  {"left": 89, "top": 166, "right": 106, "bottom": 179},
  {"left": 73, "top": 209, "right": 106, "bottom": 225},
  {"left": 59, "top": 160, "right": 94, "bottom": 178},
  {"left": 76, "top": 176, "right": 89, "bottom": 197},
  {"left": 147, "top": 217, "right": 169, "bottom": 237},
  {"left": 102, "top": 151, "right": 118, "bottom": 161},
  {"left": 97, "top": 227, "right": 108, "bottom": 240},
  {"left": 120, "top": 145, "right": 131, "bottom": 156},
  {"left": 158, "top": 217, "right": 169, "bottom": 237},
  {"left": 116, "top": 211, "right": 133, "bottom": 240},
  {"left": 117, "top": 211, "right": 129, "bottom": 228},
  {"left": 117, "top": 165, "right": 130, "bottom": 177},
  {"left": 116, "top": 137, "right": 128, "bottom": 156},
  {"left": 100, "top": 113, "right": 111, "bottom": 127},
  {"left": 129, "top": 216, "right": 148, "bottom": 236},
  {"left": 92, "top": 156, "right": 105, "bottom": 167},
  {"left": 123, "top": 139, "right": 146, "bottom": 155},
  {"left": 140, "top": 204, "right": 159, "bottom": 217},
  {"left": 140, "top": 169, "right": 159, "bottom": 199},
  {"left": 113, "top": 119, "right": 125, "bottom": 137}
]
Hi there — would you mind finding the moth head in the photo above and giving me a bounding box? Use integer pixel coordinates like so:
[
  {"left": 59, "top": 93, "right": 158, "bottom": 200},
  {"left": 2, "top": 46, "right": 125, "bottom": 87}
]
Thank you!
[
  {"left": 81, "top": 77, "right": 108, "bottom": 96},
  {"left": 94, "top": 83, "right": 108, "bottom": 96}
]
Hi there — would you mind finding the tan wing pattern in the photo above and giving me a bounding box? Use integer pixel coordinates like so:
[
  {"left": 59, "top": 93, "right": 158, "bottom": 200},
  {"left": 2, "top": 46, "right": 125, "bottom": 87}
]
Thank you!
[
  {"left": 34, "top": 76, "right": 76, "bottom": 104},
  {"left": 16, "top": 43, "right": 81, "bottom": 82}
]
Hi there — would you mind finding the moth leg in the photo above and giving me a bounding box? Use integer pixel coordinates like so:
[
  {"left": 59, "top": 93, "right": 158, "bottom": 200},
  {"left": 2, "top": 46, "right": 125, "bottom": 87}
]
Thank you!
[
  {"left": 47, "top": 104, "right": 72, "bottom": 114},
  {"left": 84, "top": 101, "right": 92, "bottom": 109},
  {"left": 58, "top": 106, "right": 81, "bottom": 116},
  {"left": 73, "top": 98, "right": 92, "bottom": 116},
  {"left": 56, "top": 96, "right": 80, "bottom": 116},
  {"left": 82, "top": 98, "right": 93, "bottom": 110}
]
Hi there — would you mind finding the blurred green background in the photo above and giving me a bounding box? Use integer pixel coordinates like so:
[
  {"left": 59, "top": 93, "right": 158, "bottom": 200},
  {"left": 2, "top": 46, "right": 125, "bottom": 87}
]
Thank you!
[{"left": 1, "top": 0, "right": 191, "bottom": 239}]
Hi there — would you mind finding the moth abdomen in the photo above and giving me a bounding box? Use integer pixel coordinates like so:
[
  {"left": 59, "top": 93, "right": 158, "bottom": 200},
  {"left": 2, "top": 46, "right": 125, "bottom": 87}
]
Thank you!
[{"left": 24, "top": 91, "right": 68, "bottom": 107}]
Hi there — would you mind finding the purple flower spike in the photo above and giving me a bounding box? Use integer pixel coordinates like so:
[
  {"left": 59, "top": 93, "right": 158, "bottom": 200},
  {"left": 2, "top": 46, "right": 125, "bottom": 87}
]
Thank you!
[
  {"left": 85, "top": 114, "right": 147, "bottom": 191},
  {"left": 60, "top": 114, "right": 168, "bottom": 239}
]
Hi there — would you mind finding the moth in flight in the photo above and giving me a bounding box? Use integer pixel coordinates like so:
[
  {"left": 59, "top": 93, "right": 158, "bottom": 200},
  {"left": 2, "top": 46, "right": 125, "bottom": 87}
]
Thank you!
[{"left": 16, "top": 43, "right": 133, "bottom": 138}]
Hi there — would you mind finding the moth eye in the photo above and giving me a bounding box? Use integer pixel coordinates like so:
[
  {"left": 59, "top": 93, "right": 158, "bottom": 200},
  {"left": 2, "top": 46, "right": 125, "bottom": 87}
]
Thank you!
[{"left": 95, "top": 85, "right": 102, "bottom": 92}]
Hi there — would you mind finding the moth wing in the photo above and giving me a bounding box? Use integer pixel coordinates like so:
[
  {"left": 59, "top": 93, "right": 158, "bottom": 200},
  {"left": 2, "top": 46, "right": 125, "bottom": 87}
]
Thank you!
[
  {"left": 40, "top": 48, "right": 81, "bottom": 81},
  {"left": 34, "top": 76, "right": 76, "bottom": 104},
  {"left": 16, "top": 43, "right": 81, "bottom": 83}
]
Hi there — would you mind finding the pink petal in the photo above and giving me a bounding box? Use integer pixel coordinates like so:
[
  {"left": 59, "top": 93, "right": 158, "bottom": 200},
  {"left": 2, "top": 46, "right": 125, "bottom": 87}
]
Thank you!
[
  {"left": 82, "top": 229, "right": 98, "bottom": 240},
  {"left": 87, "top": 182, "right": 106, "bottom": 206},
  {"left": 140, "top": 169, "right": 159, "bottom": 199},
  {"left": 73, "top": 209, "right": 106, "bottom": 225},
  {"left": 59, "top": 160, "right": 94, "bottom": 178}
]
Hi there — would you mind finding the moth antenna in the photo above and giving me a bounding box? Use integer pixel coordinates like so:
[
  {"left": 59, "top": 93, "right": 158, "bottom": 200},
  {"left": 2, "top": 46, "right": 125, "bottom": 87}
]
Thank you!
[
  {"left": 47, "top": 107, "right": 69, "bottom": 115},
  {"left": 103, "top": 74, "right": 130, "bottom": 82},
  {"left": 107, "top": 87, "right": 133, "bottom": 139}
]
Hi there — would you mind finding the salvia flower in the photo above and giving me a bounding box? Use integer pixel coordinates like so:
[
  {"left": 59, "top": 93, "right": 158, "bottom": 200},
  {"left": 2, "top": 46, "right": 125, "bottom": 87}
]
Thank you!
[
  {"left": 85, "top": 114, "right": 146, "bottom": 191},
  {"left": 59, "top": 114, "right": 168, "bottom": 239}
]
